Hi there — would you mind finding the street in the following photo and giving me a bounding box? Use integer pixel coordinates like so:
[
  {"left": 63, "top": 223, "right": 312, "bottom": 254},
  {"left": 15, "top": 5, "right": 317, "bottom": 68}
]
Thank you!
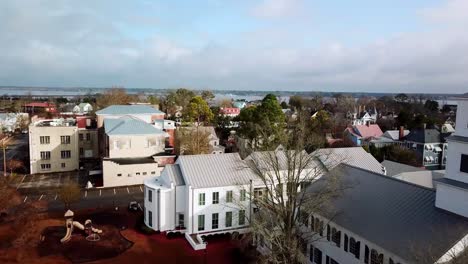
[
  {"left": 0, "top": 133, "right": 29, "bottom": 173},
  {"left": 19, "top": 185, "right": 144, "bottom": 212}
]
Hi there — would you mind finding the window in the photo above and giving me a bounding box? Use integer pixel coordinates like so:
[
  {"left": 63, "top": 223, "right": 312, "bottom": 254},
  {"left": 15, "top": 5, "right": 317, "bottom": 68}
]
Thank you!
[
  {"left": 79, "top": 134, "right": 84, "bottom": 141},
  {"left": 365, "top": 246, "right": 370, "bottom": 264},
  {"left": 148, "top": 210, "right": 153, "bottom": 227},
  {"left": 178, "top": 214, "right": 184, "bottom": 228},
  {"left": 61, "top": 163, "right": 66, "bottom": 168},
  {"left": 328, "top": 257, "right": 339, "bottom": 264},
  {"left": 461, "top": 154, "right": 468, "bottom": 173},
  {"left": 40, "top": 151, "right": 50, "bottom": 160},
  {"left": 151, "top": 171, "right": 156, "bottom": 174},
  {"left": 240, "top": 189, "right": 246, "bottom": 201},
  {"left": 239, "top": 210, "right": 245, "bottom": 225},
  {"left": 117, "top": 173, "right": 122, "bottom": 177},
  {"left": 327, "top": 225, "right": 331, "bottom": 241},
  {"left": 41, "top": 164, "right": 51, "bottom": 170},
  {"left": 212, "top": 213, "right": 219, "bottom": 229},
  {"left": 148, "top": 190, "right": 152, "bottom": 202},
  {"left": 300, "top": 211, "right": 309, "bottom": 226},
  {"left": 40, "top": 136, "right": 50, "bottom": 144},
  {"left": 198, "top": 215, "right": 205, "bottom": 231},
  {"left": 226, "top": 191, "right": 233, "bottom": 203},
  {"left": 199, "top": 193, "right": 205, "bottom": 206},
  {"left": 349, "top": 238, "right": 360, "bottom": 259},
  {"left": 79, "top": 148, "right": 84, "bottom": 156},
  {"left": 61, "top": 150, "right": 71, "bottom": 159},
  {"left": 370, "top": 249, "right": 384, "bottom": 264},
  {"left": 310, "top": 247, "right": 322, "bottom": 264},
  {"left": 61, "top": 136, "right": 71, "bottom": 144},
  {"left": 225, "top": 211, "right": 232, "bottom": 227},
  {"left": 331, "top": 228, "right": 341, "bottom": 247},
  {"left": 86, "top": 133, "right": 91, "bottom": 141},
  {"left": 344, "top": 235, "right": 348, "bottom": 252},
  {"left": 143, "top": 172, "right": 147, "bottom": 175},
  {"left": 136, "top": 172, "right": 141, "bottom": 176},
  {"left": 212, "top": 192, "right": 219, "bottom": 204}
]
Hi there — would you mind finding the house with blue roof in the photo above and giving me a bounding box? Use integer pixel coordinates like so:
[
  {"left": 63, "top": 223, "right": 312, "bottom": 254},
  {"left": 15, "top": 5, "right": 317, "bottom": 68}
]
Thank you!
[{"left": 98, "top": 105, "right": 175, "bottom": 187}]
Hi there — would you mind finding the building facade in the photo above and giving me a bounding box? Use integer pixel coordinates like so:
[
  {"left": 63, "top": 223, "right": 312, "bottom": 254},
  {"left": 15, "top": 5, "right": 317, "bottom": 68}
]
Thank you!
[{"left": 29, "top": 119, "right": 79, "bottom": 174}]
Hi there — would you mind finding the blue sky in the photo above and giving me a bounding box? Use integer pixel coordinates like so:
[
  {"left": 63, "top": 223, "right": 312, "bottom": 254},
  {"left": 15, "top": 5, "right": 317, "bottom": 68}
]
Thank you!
[{"left": 0, "top": 0, "right": 467, "bottom": 93}]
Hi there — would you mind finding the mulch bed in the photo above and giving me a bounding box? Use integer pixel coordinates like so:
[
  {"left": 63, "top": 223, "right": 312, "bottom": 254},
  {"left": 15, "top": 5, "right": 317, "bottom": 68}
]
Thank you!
[
  {"left": 37, "top": 209, "right": 140, "bottom": 263},
  {"left": 38, "top": 225, "right": 133, "bottom": 263}
]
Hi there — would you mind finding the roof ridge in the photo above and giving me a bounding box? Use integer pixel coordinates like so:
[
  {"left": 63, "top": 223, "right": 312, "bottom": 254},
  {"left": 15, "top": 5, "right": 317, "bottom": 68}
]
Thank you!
[{"left": 339, "top": 163, "right": 436, "bottom": 192}]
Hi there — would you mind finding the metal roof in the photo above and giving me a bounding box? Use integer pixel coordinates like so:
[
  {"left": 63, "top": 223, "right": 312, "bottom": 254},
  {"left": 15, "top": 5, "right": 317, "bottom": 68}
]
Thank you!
[
  {"left": 381, "top": 160, "right": 424, "bottom": 176},
  {"left": 382, "top": 129, "right": 409, "bottom": 141},
  {"left": 311, "top": 147, "right": 385, "bottom": 174},
  {"left": 165, "top": 164, "right": 185, "bottom": 186},
  {"left": 405, "top": 128, "right": 444, "bottom": 143},
  {"left": 104, "top": 117, "right": 166, "bottom": 136},
  {"left": 306, "top": 164, "right": 468, "bottom": 263},
  {"left": 177, "top": 153, "right": 256, "bottom": 188},
  {"left": 96, "top": 105, "right": 164, "bottom": 115}
]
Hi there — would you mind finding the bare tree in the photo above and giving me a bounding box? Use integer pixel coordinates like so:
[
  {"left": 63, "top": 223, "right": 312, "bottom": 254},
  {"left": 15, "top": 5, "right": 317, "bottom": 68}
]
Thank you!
[
  {"left": 96, "top": 88, "right": 134, "bottom": 109},
  {"left": 7, "top": 159, "right": 23, "bottom": 175},
  {"left": 175, "top": 127, "right": 211, "bottom": 155},
  {"left": 241, "top": 118, "right": 345, "bottom": 264},
  {"left": 58, "top": 181, "right": 81, "bottom": 209}
]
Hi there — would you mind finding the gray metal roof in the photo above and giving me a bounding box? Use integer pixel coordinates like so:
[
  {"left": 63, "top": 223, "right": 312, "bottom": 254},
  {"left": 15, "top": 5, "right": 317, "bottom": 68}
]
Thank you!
[
  {"left": 381, "top": 160, "right": 424, "bottom": 176},
  {"left": 165, "top": 164, "right": 185, "bottom": 186},
  {"left": 177, "top": 153, "right": 256, "bottom": 188},
  {"left": 306, "top": 164, "right": 468, "bottom": 262},
  {"left": 382, "top": 129, "right": 409, "bottom": 141},
  {"left": 447, "top": 135, "right": 468, "bottom": 143},
  {"left": 96, "top": 105, "right": 163, "bottom": 115},
  {"left": 405, "top": 128, "right": 443, "bottom": 143},
  {"left": 312, "top": 147, "right": 385, "bottom": 174},
  {"left": 104, "top": 117, "right": 166, "bottom": 136},
  {"left": 246, "top": 150, "right": 313, "bottom": 171}
]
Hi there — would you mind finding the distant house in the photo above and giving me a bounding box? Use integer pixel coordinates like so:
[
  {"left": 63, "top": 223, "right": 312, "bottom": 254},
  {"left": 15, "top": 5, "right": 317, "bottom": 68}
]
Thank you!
[
  {"left": 0, "top": 113, "right": 29, "bottom": 133},
  {"left": 178, "top": 126, "right": 225, "bottom": 154},
  {"left": 363, "top": 127, "right": 410, "bottom": 148},
  {"left": 398, "top": 128, "right": 451, "bottom": 170},
  {"left": 23, "top": 102, "right": 57, "bottom": 114},
  {"left": 73, "top": 103, "right": 93, "bottom": 114},
  {"left": 95, "top": 105, "right": 165, "bottom": 128},
  {"left": 344, "top": 124, "right": 383, "bottom": 146},
  {"left": 233, "top": 100, "right": 247, "bottom": 109},
  {"left": 347, "top": 106, "right": 378, "bottom": 126},
  {"left": 219, "top": 107, "right": 240, "bottom": 117}
]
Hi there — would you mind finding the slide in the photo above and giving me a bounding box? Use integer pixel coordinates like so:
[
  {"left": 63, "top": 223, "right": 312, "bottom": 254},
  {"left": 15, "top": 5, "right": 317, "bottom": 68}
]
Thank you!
[
  {"left": 60, "top": 223, "right": 73, "bottom": 243},
  {"left": 73, "top": 221, "right": 85, "bottom": 230}
]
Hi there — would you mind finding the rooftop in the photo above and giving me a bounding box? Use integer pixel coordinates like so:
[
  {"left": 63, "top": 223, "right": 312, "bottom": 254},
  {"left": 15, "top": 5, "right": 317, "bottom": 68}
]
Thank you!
[
  {"left": 306, "top": 164, "right": 468, "bottom": 263},
  {"left": 405, "top": 128, "right": 446, "bottom": 143},
  {"left": 312, "top": 147, "right": 384, "bottom": 174},
  {"left": 354, "top": 124, "right": 383, "bottom": 138},
  {"left": 104, "top": 116, "right": 167, "bottom": 136},
  {"left": 33, "top": 118, "right": 76, "bottom": 127},
  {"left": 96, "top": 105, "right": 164, "bottom": 115},
  {"left": 381, "top": 160, "right": 424, "bottom": 176},
  {"left": 106, "top": 157, "right": 157, "bottom": 165},
  {"left": 177, "top": 153, "right": 256, "bottom": 188}
]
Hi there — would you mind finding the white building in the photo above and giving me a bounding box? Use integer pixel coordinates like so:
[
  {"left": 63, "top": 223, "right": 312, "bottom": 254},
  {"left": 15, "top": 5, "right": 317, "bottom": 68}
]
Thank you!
[
  {"left": 0, "top": 113, "right": 29, "bottom": 133},
  {"left": 303, "top": 95, "right": 468, "bottom": 264},
  {"left": 102, "top": 116, "right": 173, "bottom": 187},
  {"left": 72, "top": 103, "right": 93, "bottom": 115},
  {"left": 144, "top": 153, "right": 255, "bottom": 250},
  {"left": 29, "top": 119, "right": 79, "bottom": 174}
]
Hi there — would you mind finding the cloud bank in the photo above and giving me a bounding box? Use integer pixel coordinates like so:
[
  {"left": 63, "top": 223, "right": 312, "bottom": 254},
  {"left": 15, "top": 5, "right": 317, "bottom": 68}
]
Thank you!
[{"left": 0, "top": 0, "right": 467, "bottom": 93}]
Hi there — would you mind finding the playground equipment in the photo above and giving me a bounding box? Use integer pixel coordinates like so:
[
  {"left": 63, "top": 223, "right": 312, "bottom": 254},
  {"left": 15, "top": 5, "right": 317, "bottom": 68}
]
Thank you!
[{"left": 60, "top": 210, "right": 103, "bottom": 243}]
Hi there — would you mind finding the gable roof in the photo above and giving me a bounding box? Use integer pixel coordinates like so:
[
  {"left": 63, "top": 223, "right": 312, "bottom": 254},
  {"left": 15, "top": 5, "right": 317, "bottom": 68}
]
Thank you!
[
  {"left": 306, "top": 164, "right": 468, "bottom": 263},
  {"left": 354, "top": 124, "right": 383, "bottom": 138},
  {"left": 381, "top": 160, "right": 424, "bottom": 176},
  {"left": 96, "top": 105, "right": 163, "bottom": 115},
  {"left": 177, "top": 153, "right": 256, "bottom": 188},
  {"left": 405, "top": 128, "right": 443, "bottom": 143},
  {"left": 179, "top": 126, "right": 219, "bottom": 140},
  {"left": 382, "top": 129, "right": 409, "bottom": 141},
  {"left": 165, "top": 164, "right": 185, "bottom": 186},
  {"left": 104, "top": 116, "right": 166, "bottom": 136},
  {"left": 312, "top": 147, "right": 384, "bottom": 174}
]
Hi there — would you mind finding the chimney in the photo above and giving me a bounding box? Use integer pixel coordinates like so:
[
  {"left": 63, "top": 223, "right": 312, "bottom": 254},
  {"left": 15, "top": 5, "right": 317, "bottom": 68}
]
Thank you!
[
  {"left": 399, "top": 126, "right": 404, "bottom": 140},
  {"left": 423, "top": 123, "right": 427, "bottom": 129}
]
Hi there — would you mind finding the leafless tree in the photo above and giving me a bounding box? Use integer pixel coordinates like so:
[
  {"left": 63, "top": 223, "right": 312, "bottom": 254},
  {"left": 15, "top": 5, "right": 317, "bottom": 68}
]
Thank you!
[
  {"left": 239, "top": 118, "right": 346, "bottom": 264},
  {"left": 58, "top": 181, "right": 81, "bottom": 209},
  {"left": 175, "top": 127, "right": 211, "bottom": 155}
]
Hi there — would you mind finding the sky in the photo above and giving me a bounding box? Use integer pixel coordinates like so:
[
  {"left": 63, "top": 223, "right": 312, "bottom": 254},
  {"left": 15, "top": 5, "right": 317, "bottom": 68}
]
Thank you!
[{"left": 0, "top": 0, "right": 468, "bottom": 93}]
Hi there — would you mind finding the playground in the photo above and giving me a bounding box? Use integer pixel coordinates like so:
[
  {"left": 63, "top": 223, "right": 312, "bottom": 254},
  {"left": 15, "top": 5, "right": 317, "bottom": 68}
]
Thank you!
[{"left": 0, "top": 206, "right": 256, "bottom": 264}]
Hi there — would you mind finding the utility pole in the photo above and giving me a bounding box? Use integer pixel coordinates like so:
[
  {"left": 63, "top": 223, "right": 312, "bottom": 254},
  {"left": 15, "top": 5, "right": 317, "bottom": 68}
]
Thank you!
[{"left": 2, "top": 137, "right": 7, "bottom": 177}]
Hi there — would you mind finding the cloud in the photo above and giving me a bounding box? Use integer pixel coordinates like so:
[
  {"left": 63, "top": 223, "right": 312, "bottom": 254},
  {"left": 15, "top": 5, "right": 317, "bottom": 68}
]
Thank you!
[
  {"left": 421, "top": 0, "right": 468, "bottom": 26},
  {"left": 251, "top": 0, "right": 303, "bottom": 19},
  {"left": 0, "top": 0, "right": 467, "bottom": 94}
]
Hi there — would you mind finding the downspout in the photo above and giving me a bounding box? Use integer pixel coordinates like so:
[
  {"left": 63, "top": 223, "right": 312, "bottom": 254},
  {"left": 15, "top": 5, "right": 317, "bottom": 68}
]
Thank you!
[
  {"left": 249, "top": 179, "right": 253, "bottom": 226},
  {"left": 157, "top": 189, "right": 161, "bottom": 231},
  {"left": 173, "top": 183, "right": 177, "bottom": 229},
  {"left": 191, "top": 186, "right": 194, "bottom": 234}
]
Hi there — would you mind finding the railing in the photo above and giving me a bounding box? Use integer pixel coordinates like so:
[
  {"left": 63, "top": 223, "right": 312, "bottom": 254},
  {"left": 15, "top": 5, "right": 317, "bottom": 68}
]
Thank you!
[{"left": 185, "top": 233, "right": 207, "bottom": 250}]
